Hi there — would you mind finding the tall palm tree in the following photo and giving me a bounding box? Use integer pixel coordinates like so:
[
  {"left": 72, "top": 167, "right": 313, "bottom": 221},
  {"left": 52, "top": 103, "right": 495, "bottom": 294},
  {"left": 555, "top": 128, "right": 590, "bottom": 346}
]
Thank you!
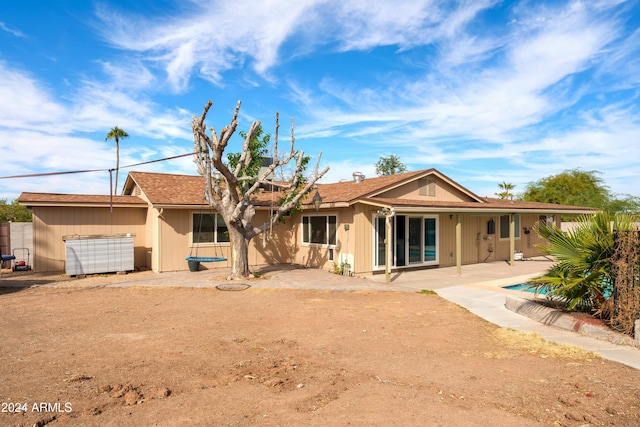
[
  {"left": 495, "top": 181, "right": 516, "bottom": 199},
  {"left": 105, "top": 126, "right": 129, "bottom": 196},
  {"left": 532, "top": 211, "right": 638, "bottom": 316}
]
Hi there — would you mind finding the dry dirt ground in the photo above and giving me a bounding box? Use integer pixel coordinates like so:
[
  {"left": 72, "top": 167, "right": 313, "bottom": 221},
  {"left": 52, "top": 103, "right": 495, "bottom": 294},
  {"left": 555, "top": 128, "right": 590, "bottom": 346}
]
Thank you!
[{"left": 0, "top": 269, "right": 639, "bottom": 427}]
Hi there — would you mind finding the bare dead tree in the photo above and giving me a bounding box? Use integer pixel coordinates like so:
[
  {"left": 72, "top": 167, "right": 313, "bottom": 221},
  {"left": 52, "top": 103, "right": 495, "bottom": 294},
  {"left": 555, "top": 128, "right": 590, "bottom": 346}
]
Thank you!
[{"left": 192, "top": 100, "right": 329, "bottom": 279}]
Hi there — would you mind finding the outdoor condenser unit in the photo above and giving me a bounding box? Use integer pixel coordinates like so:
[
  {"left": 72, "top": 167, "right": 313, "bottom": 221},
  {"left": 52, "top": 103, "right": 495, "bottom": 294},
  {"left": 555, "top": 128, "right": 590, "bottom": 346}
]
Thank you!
[{"left": 63, "top": 234, "right": 134, "bottom": 276}]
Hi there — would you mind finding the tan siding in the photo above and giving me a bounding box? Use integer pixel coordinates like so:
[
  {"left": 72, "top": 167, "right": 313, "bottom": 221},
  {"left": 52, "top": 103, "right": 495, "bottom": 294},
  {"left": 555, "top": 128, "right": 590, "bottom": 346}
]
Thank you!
[
  {"left": 154, "top": 209, "right": 301, "bottom": 273},
  {"left": 438, "top": 215, "right": 506, "bottom": 267},
  {"left": 157, "top": 208, "right": 231, "bottom": 272},
  {"left": 30, "top": 204, "right": 553, "bottom": 275},
  {"left": 249, "top": 211, "right": 297, "bottom": 267},
  {"left": 487, "top": 214, "right": 548, "bottom": 261},
  {"left": 438, "top": 214, "right": 481, "bottom": 267},
  {"left": 146, "top": 208, "right": 156, "bottom": 271},
  {"left": 282, "top": 208, "right": 359, "bottom": 269},
  {"left": 378, "top": 178, "right": 477, "bottom": 202},
  {"left": 159, "top": 209, "right": 188, "bottom": 272},
  {"left": 31, "top": 206, "right": 147, "bottom": 273},
  {"left": 353, "top": 205, "right": 372, "bottom": 274},
  {"left": 336, "top": 207, "right": 356, "bottom": 271},
  {"left": 460, "top": 216, "right": 480, "bottom": 264},
  {"left": 288, "top": 210, "right": 338, "bottom": 268},
  {"left": 438, "top": 214, "right": 457, "bottom": 267},
  {"left": 476, "top": 215, "right": 498, "bottom": 263},
  {"left": 520, "top": 214, "right": 548, "bottom": 258}
]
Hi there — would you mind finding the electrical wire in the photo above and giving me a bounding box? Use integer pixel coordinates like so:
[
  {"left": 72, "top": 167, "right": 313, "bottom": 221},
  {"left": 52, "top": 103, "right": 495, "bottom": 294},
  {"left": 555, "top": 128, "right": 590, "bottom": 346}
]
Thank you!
[{"left": 0, "top": 151, "right": 197, "bottom": 180}]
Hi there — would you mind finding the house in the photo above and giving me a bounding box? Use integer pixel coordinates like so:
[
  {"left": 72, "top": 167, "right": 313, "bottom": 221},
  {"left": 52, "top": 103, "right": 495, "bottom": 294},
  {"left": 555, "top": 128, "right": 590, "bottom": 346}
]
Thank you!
[{"left": 18, "top": 168, "right": 595, "bottom": 275}]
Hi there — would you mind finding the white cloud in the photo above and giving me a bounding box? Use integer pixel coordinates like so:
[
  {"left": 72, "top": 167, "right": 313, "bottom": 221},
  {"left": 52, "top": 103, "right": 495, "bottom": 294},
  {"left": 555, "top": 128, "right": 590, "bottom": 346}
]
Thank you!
[
  {"left": 288, "top": 0, "right": 633, "bottom": 153},
  {"left": 0, "top": 22, "right": 25, "bottom": 38},
  {"left": 94, "top": 0, "right": 313, "bottom": 91},
  {"left": 2, "top": 0, "right": 637, "bottom": 200},
  {"left": 97, "top": 59, "right": 156, "bottom": 90},
  {"left": 0, "top": 61, "right": 195, "bottom": 199},
  {"left": 0, "top": 62, "right": 67, "bottom": 132}
]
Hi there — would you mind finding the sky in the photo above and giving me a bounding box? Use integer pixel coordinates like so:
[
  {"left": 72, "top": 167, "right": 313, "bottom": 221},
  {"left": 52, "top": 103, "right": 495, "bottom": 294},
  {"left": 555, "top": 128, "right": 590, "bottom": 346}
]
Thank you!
[{"left": 1, "top": 0, "right": 639, "bottom": 202}]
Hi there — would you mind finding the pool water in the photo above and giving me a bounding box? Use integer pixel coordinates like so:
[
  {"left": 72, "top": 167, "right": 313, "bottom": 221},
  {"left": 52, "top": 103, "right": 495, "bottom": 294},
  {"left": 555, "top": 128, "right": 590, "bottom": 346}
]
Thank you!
[
  {"left": 504, "top": 283, "right": 612, "bottom": 299},
  {"left": 503, "top": 283, "right": 548, "bottom": 294}
]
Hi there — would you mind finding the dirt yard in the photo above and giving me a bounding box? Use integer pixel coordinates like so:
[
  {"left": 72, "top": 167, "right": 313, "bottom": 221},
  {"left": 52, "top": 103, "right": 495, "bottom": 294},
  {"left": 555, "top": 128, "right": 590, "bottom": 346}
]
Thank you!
[{"left": 0, "top": 270, "right": 639, "bottom": 427}]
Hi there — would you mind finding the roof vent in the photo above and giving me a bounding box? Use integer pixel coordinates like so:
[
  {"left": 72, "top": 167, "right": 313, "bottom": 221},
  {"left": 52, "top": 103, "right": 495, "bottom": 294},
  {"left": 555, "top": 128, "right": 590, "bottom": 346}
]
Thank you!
[{"left": 353, "top": 172, "right": 365, "bottom": 184}]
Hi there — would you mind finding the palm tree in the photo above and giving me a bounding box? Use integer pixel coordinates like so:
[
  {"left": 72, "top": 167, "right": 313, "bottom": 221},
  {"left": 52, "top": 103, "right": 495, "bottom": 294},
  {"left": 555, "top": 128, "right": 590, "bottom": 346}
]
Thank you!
[
  {"left": 105, "top": 126, "right": 129, "bottom": 195},
  {"left": 495, "top": 181, "right": 516, "bottom": 199},
  {"left": 532, "top": 211, "right": 638, "bottom": 316}
]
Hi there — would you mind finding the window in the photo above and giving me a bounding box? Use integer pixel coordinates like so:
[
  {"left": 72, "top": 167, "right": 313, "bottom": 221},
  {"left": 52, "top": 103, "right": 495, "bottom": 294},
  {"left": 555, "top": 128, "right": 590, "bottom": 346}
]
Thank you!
[
  {"left": 192, "top": 213, "right": 229, "bottom": 244},
  {"left": 408, "top": 217, "right": 422, "bottom": 263},
  {"left": 302, "top": 215, "right": 337, "bottom": 245},
  {"left": 424, "top": 217, "right": 437, "bottom": 261},
  {"left": 539, "top": 214, "right": 554, "bottom": 226},
  {"left": 499, "top": 214, "right": 520, "bottom": 239}
]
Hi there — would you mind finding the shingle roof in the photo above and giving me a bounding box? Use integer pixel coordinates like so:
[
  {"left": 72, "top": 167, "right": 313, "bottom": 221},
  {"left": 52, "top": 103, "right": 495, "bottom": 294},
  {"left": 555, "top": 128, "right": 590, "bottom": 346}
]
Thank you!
[
  {"left": 313, "top": 168, "right": 489, "bottom": 205},
  {"left": 314, "top": 170, "right": 428, "bottom": 203},
  {"left": 128, "top": 172, "right": 207, "bottom": 205},
  {"left": 18, "top": 192, "right": 146, "bottom": 206},
  {"left": 19, "top": 169, "right": 597, "bottom": 214},
  {"left": 126, "top": 171, "right": 286, "bottom": 207}
]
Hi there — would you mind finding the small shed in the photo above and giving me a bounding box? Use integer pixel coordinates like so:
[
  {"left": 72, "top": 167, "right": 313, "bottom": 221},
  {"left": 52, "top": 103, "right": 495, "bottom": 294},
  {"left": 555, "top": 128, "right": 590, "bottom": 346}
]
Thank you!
[{"left": 63, "top": 234, "right": 135, "bottom": 276}]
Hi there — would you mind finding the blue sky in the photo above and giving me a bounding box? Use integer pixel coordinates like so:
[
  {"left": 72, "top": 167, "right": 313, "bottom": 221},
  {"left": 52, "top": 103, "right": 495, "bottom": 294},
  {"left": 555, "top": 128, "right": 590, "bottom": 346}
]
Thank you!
[{"left": 1, "top": 0, "right": 638, "bottom": 201}]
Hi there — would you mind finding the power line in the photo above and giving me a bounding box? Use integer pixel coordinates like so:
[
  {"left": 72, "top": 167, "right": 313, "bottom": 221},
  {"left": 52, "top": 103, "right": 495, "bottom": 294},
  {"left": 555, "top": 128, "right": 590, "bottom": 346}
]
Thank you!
[
  {"left": 119, "top": 151, "right": 197, "bottom": 170},
  {"left": 0, "top": 151, "right": 197, "bottom": 180}
]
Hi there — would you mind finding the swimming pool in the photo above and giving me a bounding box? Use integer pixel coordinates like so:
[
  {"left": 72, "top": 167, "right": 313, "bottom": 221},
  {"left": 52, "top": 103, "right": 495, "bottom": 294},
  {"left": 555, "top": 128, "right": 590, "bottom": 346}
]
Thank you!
[{"left": 502, "top": 283, "right": 549, "bottom": 294}]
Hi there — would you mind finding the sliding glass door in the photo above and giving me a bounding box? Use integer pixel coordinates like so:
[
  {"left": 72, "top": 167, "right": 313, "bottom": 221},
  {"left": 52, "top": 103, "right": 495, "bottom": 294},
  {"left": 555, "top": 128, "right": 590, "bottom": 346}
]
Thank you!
[{"left": 374, "top": 214, "right": 438, "bottom": 269}]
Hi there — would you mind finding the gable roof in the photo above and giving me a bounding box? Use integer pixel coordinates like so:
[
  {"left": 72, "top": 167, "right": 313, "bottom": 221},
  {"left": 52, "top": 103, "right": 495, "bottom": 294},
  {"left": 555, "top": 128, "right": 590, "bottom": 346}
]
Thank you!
[
  {"left": 123, "top": 171, "right": 283, "bottom": 207},
  {"left": 314, "top": 168, "right": 484, "bottom": 204},
  {"left": 20, "top": 169, "right": 597, "bottom": 214},
  {"left": 124, "top": 171, "right": 207, "bottom": 205}
]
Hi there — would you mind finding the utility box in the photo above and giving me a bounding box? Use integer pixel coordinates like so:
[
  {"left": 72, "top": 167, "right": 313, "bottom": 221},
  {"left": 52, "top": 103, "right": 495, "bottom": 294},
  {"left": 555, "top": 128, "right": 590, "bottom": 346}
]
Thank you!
[{"left": 63, "top": 234, "right": 134, "bottom": 276}]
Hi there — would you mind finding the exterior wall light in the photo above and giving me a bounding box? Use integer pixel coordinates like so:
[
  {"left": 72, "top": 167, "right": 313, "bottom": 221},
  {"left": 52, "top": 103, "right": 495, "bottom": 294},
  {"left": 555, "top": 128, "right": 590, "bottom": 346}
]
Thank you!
[{"left": 312, "top": 191, "right": 322, "bottom": 211}]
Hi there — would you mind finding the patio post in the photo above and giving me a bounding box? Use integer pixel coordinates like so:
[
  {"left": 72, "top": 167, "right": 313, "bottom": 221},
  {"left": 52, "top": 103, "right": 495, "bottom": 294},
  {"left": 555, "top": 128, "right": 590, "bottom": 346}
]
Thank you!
[
  {"left": 456, "top": 214, "right": 461, "bottom": 276},
  {"left": 384, "top": 208, "right": 394, "bottom": 283},
  {"left": 509, "top": 213, "right": 515, "bottom": 266}
]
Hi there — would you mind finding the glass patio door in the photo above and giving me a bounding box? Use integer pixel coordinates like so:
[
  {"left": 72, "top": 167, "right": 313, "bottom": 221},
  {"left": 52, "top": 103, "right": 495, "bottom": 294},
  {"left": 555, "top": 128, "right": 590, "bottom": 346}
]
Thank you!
[
  {"left": 408, "top": 217, "right": 422, "bottom": 263},
  {"left": 374, "top": 214, "right": 438, "bottom": 269}
]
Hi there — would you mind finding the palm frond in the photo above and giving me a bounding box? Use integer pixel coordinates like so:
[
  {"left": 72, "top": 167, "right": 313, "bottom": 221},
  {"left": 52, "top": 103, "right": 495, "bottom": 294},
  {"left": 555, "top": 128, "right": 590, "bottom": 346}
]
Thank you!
[{"left": 532, "top": 211, "right": 638, "bottom": 316}]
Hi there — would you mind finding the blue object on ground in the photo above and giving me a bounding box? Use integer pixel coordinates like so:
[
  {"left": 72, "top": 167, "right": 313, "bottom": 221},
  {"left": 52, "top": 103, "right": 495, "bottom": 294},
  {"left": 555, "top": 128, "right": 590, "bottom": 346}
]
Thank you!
[{"left": 185, "top": 256, "right": 227, "bottom": 262}]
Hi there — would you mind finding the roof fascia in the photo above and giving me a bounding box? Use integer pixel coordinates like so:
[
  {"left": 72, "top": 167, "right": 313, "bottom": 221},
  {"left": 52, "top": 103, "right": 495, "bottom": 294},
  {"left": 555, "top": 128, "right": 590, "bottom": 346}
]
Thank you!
[
  {"left": 354, "top": 199, "right": 394, "bottom": 209},
  {"left": 22, "top": 201, "right": 147, "bottom": 208},
  {"left": 150, "top": 203, "right": 351, "bottom": 211},
  {"left": 365, "top": 169, "right": 434, "bottom": 199},
  {"left": 390, "top": 206, "right": 597, "bottom": 214},
  {"left": 366, "top": 169, "right": 485, "bottom": 202},
  {"left": 121, "top": 173, "right": 136, "bottom": 195}
]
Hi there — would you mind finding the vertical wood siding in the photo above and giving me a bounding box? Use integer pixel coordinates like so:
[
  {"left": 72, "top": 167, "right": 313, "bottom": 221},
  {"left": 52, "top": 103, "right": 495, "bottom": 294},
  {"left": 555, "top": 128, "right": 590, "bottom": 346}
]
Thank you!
[
  {"left": 32, "top": 207, "right": 147, "bottom": 273},
  {"left": 353, "top": 205, "right": 372, "bottom": 274},
  {"left": 30, "top": 205, "right": 552, "bottom": 275},
  {"left": 419, "top": 213, "right": 548, "bottom": 268}
]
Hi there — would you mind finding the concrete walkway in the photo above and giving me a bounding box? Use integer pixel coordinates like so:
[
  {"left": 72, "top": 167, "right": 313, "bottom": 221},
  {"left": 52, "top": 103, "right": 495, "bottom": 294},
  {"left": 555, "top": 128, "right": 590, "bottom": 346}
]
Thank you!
[{"left": 5, "top": 257, "right": 639, "bottom": 370}]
